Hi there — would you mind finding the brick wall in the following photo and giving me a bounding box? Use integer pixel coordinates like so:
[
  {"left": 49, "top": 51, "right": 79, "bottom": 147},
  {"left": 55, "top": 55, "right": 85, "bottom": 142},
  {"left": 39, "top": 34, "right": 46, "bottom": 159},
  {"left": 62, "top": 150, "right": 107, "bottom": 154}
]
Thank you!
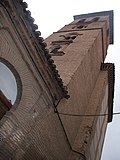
[
  {"left": 0, "top": 12, "right": 70, "bottom": 160},
  {"left": 45, "top": 17, "right": 110, "bottom": 160}
]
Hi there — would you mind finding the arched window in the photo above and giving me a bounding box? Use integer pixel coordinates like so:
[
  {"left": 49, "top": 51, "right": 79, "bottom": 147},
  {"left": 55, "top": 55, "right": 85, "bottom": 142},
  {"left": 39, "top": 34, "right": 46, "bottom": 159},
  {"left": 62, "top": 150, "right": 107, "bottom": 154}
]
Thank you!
[
  {"left": 0, "top": 61, "right": 18, "bottom": 119},
  {"left": 0, "top": 62, "right": 17, "bottom": 104}
]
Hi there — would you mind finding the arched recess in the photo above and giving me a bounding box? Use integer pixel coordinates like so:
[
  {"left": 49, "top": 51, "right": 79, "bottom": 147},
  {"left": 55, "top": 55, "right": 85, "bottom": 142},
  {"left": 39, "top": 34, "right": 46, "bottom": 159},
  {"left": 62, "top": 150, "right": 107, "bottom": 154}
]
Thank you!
[{"left": 0, "top": 58, "right": 22, "bottom": 118}]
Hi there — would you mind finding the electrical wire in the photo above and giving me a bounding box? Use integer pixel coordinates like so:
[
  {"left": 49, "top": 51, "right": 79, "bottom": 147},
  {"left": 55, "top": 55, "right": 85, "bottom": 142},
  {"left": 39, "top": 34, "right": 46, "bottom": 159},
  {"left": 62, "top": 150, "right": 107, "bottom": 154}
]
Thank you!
[{"left": 57, "top": 111, "right": 120, "bottom": 117}]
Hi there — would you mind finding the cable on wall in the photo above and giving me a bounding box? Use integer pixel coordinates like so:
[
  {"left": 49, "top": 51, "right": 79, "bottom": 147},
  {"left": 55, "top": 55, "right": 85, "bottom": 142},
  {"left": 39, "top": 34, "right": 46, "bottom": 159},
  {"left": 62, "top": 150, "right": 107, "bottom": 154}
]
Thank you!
[{"left": 56, "top": 111, "right": 120, "bottom": 117}]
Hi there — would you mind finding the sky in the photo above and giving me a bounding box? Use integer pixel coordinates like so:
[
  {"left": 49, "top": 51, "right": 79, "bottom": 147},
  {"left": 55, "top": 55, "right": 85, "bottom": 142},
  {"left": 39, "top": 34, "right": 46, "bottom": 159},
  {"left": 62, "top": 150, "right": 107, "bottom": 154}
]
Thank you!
[{"left": 25, "top": 0, "right": 120, "bottom": 159}]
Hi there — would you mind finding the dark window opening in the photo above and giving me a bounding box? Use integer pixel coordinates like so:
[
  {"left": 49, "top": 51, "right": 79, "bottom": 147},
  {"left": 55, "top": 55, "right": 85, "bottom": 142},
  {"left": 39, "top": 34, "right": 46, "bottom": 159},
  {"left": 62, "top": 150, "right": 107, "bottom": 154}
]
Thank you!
[
  {"left": 77, "top": 24, "right": 87, "bottom": 29},
  {"left": 77, "top": 18, "right": 86, "bottom": 24},
  {"left": 49, "top": 45, "right": 65, "bottom": 56},
  {"left": 91, "top": 17, "right": 100, "bottom": 22}
]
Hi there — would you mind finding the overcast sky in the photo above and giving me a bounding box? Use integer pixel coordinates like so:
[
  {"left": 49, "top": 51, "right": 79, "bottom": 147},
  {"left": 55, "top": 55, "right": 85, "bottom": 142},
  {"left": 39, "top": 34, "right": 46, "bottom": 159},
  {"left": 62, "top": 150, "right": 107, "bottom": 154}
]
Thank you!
[{"left": 25, "top": 0, "right": 120, "bottom": 159}]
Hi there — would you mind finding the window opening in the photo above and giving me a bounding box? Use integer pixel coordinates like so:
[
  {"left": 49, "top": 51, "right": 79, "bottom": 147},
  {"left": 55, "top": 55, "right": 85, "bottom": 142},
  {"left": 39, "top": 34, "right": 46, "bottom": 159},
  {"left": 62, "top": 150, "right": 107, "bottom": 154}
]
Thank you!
[
  {"left": 0, "top": 62, "right": 18, "bottom": 119},
  {"left": 77, "top": 18, "right": 86, "bottom": 24},
  {"left": 49, "top": 33, "right": 78, "bottom": 56},
  {"left": 91, "top": 17, "right": 100, "bottom": 22}
]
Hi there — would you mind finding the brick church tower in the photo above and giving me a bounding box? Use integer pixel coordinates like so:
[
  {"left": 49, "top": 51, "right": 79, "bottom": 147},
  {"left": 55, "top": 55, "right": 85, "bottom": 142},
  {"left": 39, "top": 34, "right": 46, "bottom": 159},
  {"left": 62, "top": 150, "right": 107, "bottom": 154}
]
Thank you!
[{"left": 0, "top": 1, "right": 114, "bottom": 160}]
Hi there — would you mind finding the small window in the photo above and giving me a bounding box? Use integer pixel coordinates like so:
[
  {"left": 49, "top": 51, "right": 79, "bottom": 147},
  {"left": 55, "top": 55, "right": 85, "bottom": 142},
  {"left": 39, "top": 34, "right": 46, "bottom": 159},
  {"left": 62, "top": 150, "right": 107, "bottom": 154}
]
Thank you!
[
  {"left": 91, "top": 17, "right": 100, "bottom": 22},
  {"left": 77, "top": 18, "right": 86, "bottom": 24},
  {"left": 77, "top": 24, "right": 87, "bottom": 29},
  {"left": 77, "top": 25, "right": 84, "bottom": 29}
]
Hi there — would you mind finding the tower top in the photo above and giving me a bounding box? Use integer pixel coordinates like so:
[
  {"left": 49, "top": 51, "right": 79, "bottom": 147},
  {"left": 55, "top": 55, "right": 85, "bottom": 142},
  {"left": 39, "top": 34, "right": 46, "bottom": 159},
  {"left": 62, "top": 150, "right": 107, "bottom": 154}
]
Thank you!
[{"left": 74, "top": 10, "right": 114, "bottom": 44}]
